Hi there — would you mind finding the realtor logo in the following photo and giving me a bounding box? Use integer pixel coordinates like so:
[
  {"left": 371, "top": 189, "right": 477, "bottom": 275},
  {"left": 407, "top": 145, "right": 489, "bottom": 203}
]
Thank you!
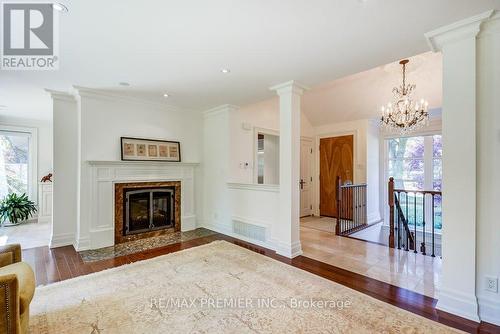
[{"left": 1, "top": 2, "right": 59, "bottom": 70}]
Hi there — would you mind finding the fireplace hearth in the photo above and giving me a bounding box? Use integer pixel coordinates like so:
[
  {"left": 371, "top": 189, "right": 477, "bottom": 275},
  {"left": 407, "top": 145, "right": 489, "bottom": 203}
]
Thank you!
[{"left": 115, "top": 181, "right": 181, "bottom": 244}]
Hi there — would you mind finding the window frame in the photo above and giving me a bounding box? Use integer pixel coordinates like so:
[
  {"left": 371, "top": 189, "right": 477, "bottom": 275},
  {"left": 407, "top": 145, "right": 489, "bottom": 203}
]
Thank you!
[
  {"left": 382, "top": 129, "right": 442, "bottom": 232},
  {"left": 0, "top": 124, "right": 38, "bottom": 204}
]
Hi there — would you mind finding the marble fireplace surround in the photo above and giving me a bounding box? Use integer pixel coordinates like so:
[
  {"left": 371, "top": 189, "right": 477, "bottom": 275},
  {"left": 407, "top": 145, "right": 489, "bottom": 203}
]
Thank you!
[
  {"left": 77, "top": 161, "right": 198, "bottom": 251},
  {"left": 114, "top": 181, "right": 181, "bottom": 245}
]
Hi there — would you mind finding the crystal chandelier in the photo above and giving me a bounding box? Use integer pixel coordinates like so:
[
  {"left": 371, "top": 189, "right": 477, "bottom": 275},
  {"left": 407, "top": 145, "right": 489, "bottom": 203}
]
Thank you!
[{"left": 380, "top": 59, "right": 429, "bottom": 133}]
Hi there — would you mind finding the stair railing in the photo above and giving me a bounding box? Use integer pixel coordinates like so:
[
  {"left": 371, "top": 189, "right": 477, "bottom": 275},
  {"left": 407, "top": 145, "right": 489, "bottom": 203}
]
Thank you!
[
  {"left": 335, "top": 176, "right": 368, "bottom": 236},
  {"left": 388, "top": 177, "right": 442, "bottom": 257}
]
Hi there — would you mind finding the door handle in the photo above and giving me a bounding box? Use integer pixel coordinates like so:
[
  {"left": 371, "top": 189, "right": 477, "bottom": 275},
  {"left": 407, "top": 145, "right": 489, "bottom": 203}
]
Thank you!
[{"left": 299, "top": 179, "right": 305, "bottom": 190}]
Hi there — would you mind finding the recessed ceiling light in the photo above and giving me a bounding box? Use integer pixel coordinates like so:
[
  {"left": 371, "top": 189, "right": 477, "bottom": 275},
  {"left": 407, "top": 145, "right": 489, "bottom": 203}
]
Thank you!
[
  {"left": 221, "top": 68, "right": 231, "bottom": 74},
  {"left": 163, "top": 93, "right": 169, "bottom": 98},
  {"left": 52, "top": 3, "right": 68, "bottom": 12},
  {"left": 119, "top": 82, "right": 130, "bottom": 87}
]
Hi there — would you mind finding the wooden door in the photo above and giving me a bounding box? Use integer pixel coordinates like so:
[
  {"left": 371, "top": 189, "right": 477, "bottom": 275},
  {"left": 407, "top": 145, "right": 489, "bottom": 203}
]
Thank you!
[
  {"left": 320, "top": 135, "right": 354, "bottom": 217},
  {"left": 300, "top": 138, "right": 313, "bottom": 217}
]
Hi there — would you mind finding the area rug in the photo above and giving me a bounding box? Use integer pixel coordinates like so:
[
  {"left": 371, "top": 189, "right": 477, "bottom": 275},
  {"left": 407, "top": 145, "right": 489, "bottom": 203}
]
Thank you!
[
  {"left": 301, "top": 216, "right": 336, "bottom": 233},
  {"left": 30, "top": 241, "right": 460, "bottom": 333}
]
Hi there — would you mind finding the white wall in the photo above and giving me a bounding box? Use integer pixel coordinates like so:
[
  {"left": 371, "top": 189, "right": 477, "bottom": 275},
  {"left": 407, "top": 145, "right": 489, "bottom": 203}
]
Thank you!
[
  {"left": 228, "top": 98, "right": 314, "bottom": 184},
  {"left": 200, "top": 105, "right": 282, "bottom": 252},
  {"left": 366, "top": 119, "right": 381, "bottom": 223},
  {"left": 201, "top": 106, "right": 232, "bottom": 234},
  {"left": 476, "top": 13, "right": 500, "bottom": 326},
  {"left": 78, "top": 93, "right": 201, "bottom": 163}
]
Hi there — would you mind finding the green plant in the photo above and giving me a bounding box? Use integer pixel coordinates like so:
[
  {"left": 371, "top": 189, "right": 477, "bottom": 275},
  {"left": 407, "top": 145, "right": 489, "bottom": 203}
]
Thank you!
[{"left": 0, "top": 193, "right": 37, "bottom": 226}]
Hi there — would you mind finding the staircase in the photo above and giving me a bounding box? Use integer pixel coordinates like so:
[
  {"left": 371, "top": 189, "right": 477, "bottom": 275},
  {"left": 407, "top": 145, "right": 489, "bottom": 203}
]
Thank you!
[{"left": 388, "top": 177, "right": 442, "bottom": 257}]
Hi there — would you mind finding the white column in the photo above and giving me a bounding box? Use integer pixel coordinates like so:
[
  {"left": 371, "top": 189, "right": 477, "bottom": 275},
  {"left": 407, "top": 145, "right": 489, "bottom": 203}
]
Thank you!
[
  {"left": 475, "top": 11, "right": 500, "bottom": 326},
  {"left": 270, "top": 81, "right": 308, "bottom": 258},
  {"left": 425, "top": 10, "right": 494, "bottom": 322},
  {"left": 46, "top": 89, "right": 78, "bottom": 248}
]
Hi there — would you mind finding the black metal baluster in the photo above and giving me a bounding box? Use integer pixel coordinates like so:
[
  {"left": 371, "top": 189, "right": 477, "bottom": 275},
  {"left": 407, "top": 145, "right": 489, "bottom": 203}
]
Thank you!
[
  {"left": 432, "top": 194, "right": 436, "bottom": 257},
  {"left": 397, "top": 192, "right": 401, "bottom": 250},
  {"left": 405, "top": 192, "right": 409, "bottom": 251},
  {"left": 351, "top": 187, "right": 354, "bottom": 232},
  {"left": 340, "top": 187, "right": 343, "bottom": 235},
  {"left": 422, "top": 194, "right": 426, "bottom": 255},
  {"left": 354, "top": 187, "right": 357, "bottom": 230},
  {"left": 414, "top": 192, "right": 417, "bottom": 253},
  {"left": 351, "top": 187, "right": 354, "bottom": 231}
]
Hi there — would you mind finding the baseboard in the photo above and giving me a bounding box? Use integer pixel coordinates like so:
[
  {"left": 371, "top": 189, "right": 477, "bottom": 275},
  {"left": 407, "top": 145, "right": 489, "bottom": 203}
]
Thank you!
[
  {"left": 271, "top": 239, "right": 303, "bottom": 258},
  {"left": 37, "top": 215, "right": 51, "bottom": 224},
  {"left": 478, "top": 294, "right": 500, "bottom": 326},
  {"left": 49, "top": 233, "right": 75, "bottom": 249},
  {"left": 74, "top": 236, "right": 91, "bottom": 251},
  {"left": 436, "top": 288, "right": 480, "bottom": 322},
  {"left": 181, "top": 215, "right": 197, "bottom": 232}
]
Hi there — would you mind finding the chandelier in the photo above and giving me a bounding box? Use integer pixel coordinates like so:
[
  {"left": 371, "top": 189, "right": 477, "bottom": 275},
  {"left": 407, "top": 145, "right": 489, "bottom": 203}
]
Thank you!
[{"left": 380, "top": 59, "right": 429, "bottom": 133}]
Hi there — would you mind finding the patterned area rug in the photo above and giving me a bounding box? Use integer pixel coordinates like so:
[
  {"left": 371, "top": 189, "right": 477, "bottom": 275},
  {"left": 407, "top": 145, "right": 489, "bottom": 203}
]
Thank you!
[
  {"left": 78, "top": 228, "right": 216, "bottom": 262},
  {"left": 30, "top": 241, "right": 461, "bottom": 333}
]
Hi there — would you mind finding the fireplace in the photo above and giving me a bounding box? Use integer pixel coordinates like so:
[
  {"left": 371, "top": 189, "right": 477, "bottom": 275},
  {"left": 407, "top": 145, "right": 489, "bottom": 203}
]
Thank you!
[
  {"left": 115, "top": 181, "right": 181, "bottom": 244},
  {"left": 125, "top": 187, "right": 175, "bottom": 235}
]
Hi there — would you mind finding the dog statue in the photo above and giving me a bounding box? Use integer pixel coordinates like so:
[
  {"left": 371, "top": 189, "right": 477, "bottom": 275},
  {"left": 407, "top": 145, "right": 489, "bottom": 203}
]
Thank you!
[{"left": 40, "top": 173, "right": 53, "bottom": 183}]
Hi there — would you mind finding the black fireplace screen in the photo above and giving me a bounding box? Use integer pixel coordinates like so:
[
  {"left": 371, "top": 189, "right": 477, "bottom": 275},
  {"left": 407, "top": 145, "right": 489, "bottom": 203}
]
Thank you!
[{"left": 124, "top": 187, "right": 175, "bottom": 235}]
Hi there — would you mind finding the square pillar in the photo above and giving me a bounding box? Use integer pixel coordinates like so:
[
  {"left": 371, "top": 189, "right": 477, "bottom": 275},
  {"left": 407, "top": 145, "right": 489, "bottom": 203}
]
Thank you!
[
  {"left": 46, "top": 89, "right": 78, "bottom": 248},
  {"left": 425, "top": 10, "right": 494, "bottom": 322},
  {"left": 270, "top": 81, "right": 308, "bottom": 258}
]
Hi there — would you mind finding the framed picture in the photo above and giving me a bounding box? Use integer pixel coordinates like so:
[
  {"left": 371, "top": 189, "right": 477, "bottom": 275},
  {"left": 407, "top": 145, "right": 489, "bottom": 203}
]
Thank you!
[{"left": 121, "top": 137, "right": 181, "bottom": 162}]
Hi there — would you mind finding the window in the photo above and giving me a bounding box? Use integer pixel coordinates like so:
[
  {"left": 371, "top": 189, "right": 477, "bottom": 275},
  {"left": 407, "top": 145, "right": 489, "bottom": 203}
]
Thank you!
[
  {"left": 386, "top": 134, "right": 442, "bottom": 229},
  {"left": 254, "top": 129, "right": 279, "bottom": 185},
  {"left": 0, "top": 128, "right": 36, "bottom": 203}
]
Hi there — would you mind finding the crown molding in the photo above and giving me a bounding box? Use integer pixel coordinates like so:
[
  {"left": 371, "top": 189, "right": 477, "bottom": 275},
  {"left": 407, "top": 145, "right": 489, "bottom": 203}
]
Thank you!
[
  {"left": 269, "top": 80, "right": 309, "bottom": 96},
  {"left": 202, "top": 104, "right": 240, "bottom": 118},
  {"left": 425, "top": 10, "right": 495, "bottom": 52},
  {"left": 72, "top": 86, "right": 184, "bottom": 112},
  {"left": 479, "top": 10, "right": 500, "bottom": 37},
  {"left": 44, "top": 89, "right": 77, "bottom": 102}
]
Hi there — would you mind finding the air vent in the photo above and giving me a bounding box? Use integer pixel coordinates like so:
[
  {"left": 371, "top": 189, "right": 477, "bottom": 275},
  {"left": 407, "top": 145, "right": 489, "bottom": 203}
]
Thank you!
[{"left": 232, "top": 218, "right": 266, "bottom": 242}]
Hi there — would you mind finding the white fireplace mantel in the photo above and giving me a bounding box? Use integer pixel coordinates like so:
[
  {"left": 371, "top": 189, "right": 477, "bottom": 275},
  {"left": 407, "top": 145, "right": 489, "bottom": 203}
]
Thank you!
[
  {"left": 76, "top": 160, "right": 199, "bottom": 251},
  {"left": 87, "top": 160, "right": 200, "bottom": 167}
]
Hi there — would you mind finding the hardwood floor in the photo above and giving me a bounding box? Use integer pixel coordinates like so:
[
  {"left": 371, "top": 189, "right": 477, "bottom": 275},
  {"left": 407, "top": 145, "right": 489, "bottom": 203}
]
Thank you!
[{"left": 22, "top": 233, "right": 500, "bottom": 334}]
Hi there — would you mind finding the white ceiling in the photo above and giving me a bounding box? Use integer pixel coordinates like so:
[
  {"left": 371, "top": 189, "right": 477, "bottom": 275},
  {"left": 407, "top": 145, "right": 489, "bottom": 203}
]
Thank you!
[
  {"left": 303, "top": 51, "right": 442, "bottom": 125},
  {"left": 0, "top": 0, "right": 498, "bottom": 121}
]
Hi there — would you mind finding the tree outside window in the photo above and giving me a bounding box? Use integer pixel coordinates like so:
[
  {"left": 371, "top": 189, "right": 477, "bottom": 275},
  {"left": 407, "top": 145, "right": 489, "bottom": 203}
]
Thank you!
[
  {"left": 387, "top": 134, "right": 442, "bottom": 230},
  {"left": 0, "top": 132, "right": 30, "bottom": 200}
]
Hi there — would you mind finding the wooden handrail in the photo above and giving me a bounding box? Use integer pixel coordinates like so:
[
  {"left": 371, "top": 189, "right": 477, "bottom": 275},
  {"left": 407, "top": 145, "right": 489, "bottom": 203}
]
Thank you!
[
  {"left": 388, "top": 177, "right": 395, "bottom": 248},
  {"left": 393, "top": 188, "right": 442, "bottom": 196}
]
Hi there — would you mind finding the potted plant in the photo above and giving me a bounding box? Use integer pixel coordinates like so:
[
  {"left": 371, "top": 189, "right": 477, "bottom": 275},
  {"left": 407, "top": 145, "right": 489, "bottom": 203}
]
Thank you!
[{"left": 0, "top": 193, "right": 37, "bottom": 226}]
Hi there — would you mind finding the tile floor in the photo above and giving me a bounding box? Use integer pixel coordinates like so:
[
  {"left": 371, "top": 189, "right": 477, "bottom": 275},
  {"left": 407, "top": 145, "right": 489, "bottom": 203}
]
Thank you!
[
  {"left": 0, "top": 219, "right": 51, "bottom": 249},
  {"left": 300, "top": 216, "right": 441, "bottom": 298},
  {"left": 350, "top": 221, "right": 388, "bottom": 245}
]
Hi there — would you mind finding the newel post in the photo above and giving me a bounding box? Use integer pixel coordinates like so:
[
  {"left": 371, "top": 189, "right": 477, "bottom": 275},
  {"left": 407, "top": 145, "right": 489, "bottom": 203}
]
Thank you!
[
  {"left": 388, "top": 177, "right": 395, "bottom": 248},
  {"left": 335, "top": 176, "right": 341, "bottom": 235}
]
